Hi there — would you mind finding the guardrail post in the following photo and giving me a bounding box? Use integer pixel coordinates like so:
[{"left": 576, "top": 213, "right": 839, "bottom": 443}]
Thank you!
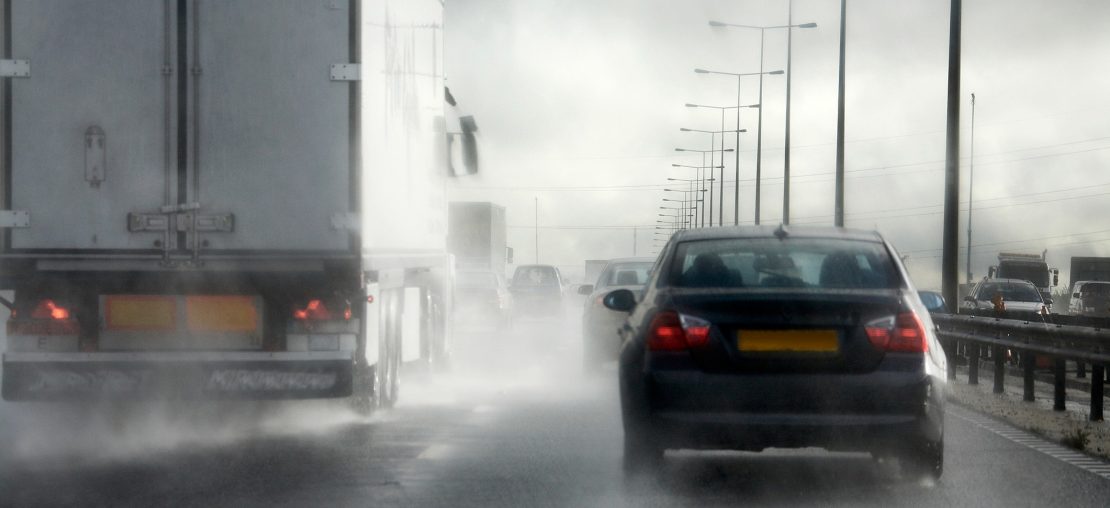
[
  {"left": 1091, "top": 364, "right": 1104, "bottom": 422},
  {"left": 1078, "top": 361, "right": 1086, "bottom": 379},
  {"left": 1022, "top": 351, "right": 1035, "bottom": 402},
  {"left": 1054, "top": 358, "right": 1066, "bottom": 411},
  {"left": 993, "top": 345, "right": 1005, "bottom": 393},
  {"left": 968, "top": 343, "right": 979, "bottom": 385}
]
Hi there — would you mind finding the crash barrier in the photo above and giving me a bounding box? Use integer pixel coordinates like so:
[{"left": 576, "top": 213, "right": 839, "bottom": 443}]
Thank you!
[{"left": 933, "top": 314, "right": 1110, "bottom": 421}]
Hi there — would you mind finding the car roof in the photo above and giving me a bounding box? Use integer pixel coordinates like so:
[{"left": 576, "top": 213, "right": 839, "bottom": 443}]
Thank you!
[
  {"left": 604, "top": 257, "right": 655, "bottom": 264},
  {"left": 981, "top": 278, "right": 1037, "bottom": 286},
  {"left": 668, "top": 225, "right": 885, "bottom": 244}
]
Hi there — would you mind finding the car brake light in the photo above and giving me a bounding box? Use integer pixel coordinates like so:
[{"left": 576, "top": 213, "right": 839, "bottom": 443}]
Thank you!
[
  {"left": 292, "top": 299, "right": 351, "bottom": 321},
  {"left": 679, "top": 314, "right": 711, "bottom": 348},
  {"left": 865, "top": 312, "right": 927, "bottom": 353},
  {"left": 30, "top": 299, "right": 70, "bottom": 320},
  {"left": 648, "top": 311, "right": 712, "bottom": 351}
]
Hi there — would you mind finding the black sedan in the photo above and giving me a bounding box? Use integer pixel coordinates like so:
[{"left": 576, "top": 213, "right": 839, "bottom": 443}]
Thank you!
[{"left": 605, "top": 225, "right": 946, "bottom": 479}]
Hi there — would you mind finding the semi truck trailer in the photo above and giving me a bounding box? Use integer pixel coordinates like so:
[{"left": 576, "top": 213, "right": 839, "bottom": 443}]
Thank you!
[{"left": 0, "top": 0, "right": 473, "bottom": 408}]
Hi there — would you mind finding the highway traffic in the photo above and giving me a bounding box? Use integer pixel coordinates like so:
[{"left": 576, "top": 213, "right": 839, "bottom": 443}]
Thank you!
[{"left": 3, "top": 318, "right": 1110, "bottom": 506}]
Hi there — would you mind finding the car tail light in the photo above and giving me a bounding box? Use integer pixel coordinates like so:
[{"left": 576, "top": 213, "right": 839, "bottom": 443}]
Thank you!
[
  {"left": 648, "top": 311, "right": 712, "bottom": 351},
  {"left": 865, "top": 312, "right": 927, "bottom": 353},
  {"left": 292, "top": 299, "right": 351, "bottom": 321}
]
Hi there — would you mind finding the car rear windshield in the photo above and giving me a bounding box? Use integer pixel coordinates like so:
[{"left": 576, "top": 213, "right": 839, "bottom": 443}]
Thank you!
[
  {"left": 669, "top": 238, "right": 900, "bottom": 289},
  {"left": 512, "top": 266, "right": 559, "bottom": 287},
  {"left": 1080, "top": 283, "right": 1110, "bottom": 297},
  {"left": 976, "top": 282, "right": 1042, "bottom": 302},
  {"left": 598, "top": 262, "right": 653, "bottom": 288}
]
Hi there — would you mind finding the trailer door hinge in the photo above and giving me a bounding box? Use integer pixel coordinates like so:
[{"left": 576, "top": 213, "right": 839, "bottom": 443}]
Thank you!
[
  {"left": 331, "top": 213, "right": 359, "bottom": 230},
  {"left": 0, "top": 59, "right": 30, "bottom": 78},
  {"left": 0, "top": 210, "right": 30, "bottom": 228},
  {"left": 330, "top": 63, "right": 360, "bottom": 81}
]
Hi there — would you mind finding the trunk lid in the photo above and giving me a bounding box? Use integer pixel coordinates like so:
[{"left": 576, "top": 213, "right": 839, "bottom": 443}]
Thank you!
[{"left": 666, "top": 288, "right": 905, "bottom": 373}]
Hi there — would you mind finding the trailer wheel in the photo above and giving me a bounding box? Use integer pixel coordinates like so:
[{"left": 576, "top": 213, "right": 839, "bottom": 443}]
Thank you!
[{"left": 375, "top": 299, "right": 401, "bottom": 409}]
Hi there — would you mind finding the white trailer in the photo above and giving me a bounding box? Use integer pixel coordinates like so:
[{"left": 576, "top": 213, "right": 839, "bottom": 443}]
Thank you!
[{"left": 0, "top": 0, "right": 473, "bottom": 407}]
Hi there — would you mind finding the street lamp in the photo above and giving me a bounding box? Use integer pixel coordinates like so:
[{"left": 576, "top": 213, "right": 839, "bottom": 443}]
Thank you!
[
  {"left": 667, "top": 176, "right": 703, "bottom": 228},
  {"left": 671, "top": 164, "right": 714, "bottom": 227},
  {"left": 708, "top": 15, "right": 817, "bottom": 224},
  {"left": 686, "top": 103, "right": 759, "bottom": 225},
  {"left": 676, "top": 148, "right": 733, "bottom": 228},
  {"left": 694, "top": 68, "right": 783, "bottom": 225},
  {"left": 682, "top": 127, "right": 748, "bottom": 226}
]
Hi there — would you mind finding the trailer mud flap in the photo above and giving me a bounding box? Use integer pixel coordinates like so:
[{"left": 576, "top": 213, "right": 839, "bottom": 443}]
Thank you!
[{"left": 1, "top": 360, "right": 352, "bottom": 401}]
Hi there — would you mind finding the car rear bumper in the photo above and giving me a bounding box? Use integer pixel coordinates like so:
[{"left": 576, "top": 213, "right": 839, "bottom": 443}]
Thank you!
[
  {"left": 644, "top": 411, "right": 935, "bottom": 452},
  {"left": 2, "top": 351, "right": 354, "bottom": 401},
  {"left": 629, "top": 366, "right": 945, "bottom": 452}
]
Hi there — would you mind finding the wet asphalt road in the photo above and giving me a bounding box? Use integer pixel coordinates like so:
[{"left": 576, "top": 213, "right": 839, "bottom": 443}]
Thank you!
[{"left": 3, "top": 319, "right": 1110, "bottom": 507}]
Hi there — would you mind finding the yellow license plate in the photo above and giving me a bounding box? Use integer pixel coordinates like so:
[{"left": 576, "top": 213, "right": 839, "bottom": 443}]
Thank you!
[
  {"left": 104, "top": 295, "right": 177, "bottom": 331},
  {"left": 186, "top": 296, "right": 260, "bottom": 333},
  {"left": 738, "top": 329, "right": 839, "bottom": 353}
]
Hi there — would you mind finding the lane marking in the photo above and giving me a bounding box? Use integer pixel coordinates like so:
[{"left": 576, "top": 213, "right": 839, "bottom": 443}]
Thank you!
[{"left": 950, "top": 406, "right": 1110, "bottom": 481}]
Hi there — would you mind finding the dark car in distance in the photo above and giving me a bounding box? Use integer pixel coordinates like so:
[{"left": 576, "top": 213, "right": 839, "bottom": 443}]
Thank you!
[
  {"left": 453, "top": 270, "right": 513, "bottom": 329},
  {"left": 605, "top": 225, "right": 946, "bottom": 479},
  {"left": 509, "top": 264, "right": 565, "bottom": 319}
]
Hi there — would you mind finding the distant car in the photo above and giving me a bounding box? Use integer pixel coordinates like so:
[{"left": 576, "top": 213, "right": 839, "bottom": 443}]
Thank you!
[
  {"left": 607, "top": 226, "right": 945, "bottom": 479},
  {"left": 578, "top": 257, "right": 655, "bottom": 371},
  {"left": 962, "top": 278, "right": 1049, "bottom": 319},
  {"left": 917, "top": 290, "right": 948, "bottom": 314},
  {"left": 453, "top": 270, "right": 512, "bottom": 328},
  {"left": 509, "top": 264, "right": 565, "bottom": 318},
  {"left": 1069, "top": 281, "right": 1110, "bottom": 318}
]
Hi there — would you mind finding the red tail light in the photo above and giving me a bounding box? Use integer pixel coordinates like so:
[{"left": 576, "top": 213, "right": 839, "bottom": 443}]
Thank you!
[
  {"left": 648, "top": 311, "right": 712, "bottom": 351},
  {"left": 865, "top": 312, "right": 927, "bottom": 353},
  {"left": 30, "top": 299, "right": 71, "bottom": 320},
  {"left": 292, "top": 299, "right": 351, "bottom": 321}
]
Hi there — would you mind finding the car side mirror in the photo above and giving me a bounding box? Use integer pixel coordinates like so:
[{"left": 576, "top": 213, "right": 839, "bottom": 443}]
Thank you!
[
  {"left": 577, "top": 284, "right": 594, "bottom": 295},
  {"left": 603, "top": 289, "right": 637, "bottom": 313},
  {"left": 1045, "top": 297, "right": 1054, "bottom": 305}
]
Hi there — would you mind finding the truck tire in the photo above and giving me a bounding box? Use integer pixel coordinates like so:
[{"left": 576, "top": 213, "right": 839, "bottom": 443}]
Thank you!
[{"left": 375, "top": 332, "right": 400, "bottom": 409}]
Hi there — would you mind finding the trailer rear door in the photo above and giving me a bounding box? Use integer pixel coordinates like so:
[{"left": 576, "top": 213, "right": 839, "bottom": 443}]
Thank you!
[
  {"left": 189, "top": 0, "right": 353, "bottom": 252},
  {"left": 8, "top": 1, "right": 175, "bottom": 251}
]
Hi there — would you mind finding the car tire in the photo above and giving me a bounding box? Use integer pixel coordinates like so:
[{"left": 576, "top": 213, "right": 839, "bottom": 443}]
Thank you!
[{"left": 901, "top": 438, "right": 943, "bottom": 480}]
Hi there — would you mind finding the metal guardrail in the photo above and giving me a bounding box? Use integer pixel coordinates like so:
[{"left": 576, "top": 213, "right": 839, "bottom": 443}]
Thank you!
[{"left": 933, "top": 313, "right": 1110, "bottom": 421}]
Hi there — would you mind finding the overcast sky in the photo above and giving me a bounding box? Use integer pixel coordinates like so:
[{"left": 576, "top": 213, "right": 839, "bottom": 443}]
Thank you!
[{"left": 443, "top": 0, "right": 1110, "bottom": 289}]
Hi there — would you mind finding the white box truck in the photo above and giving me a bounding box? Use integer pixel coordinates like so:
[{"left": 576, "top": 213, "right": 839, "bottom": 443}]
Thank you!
[{"left": 0, "top": 0, "right": 474, "bottom": 408}]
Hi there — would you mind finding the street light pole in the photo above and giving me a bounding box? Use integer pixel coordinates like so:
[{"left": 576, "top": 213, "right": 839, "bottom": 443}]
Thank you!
[
  {"left": 834, "top": 0, "right": 847, "bottom": 227},
  {"left": 756, "top": 28, "right": 765, "bottom": 225},
  {"left": 708, "top": 20, "right": 816, "bottom": 225},
  {"left": 966, "top": 92, "right": 975, "bottom": 284},
  {"left": 784, "top": 0, "right": 793, "bottom": 224},
  {"left": 677, "top": 148, "right": 734, "bottom": 227},
  {"left": 694, "top": 69, "right": 782, "bottom": 226}
]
